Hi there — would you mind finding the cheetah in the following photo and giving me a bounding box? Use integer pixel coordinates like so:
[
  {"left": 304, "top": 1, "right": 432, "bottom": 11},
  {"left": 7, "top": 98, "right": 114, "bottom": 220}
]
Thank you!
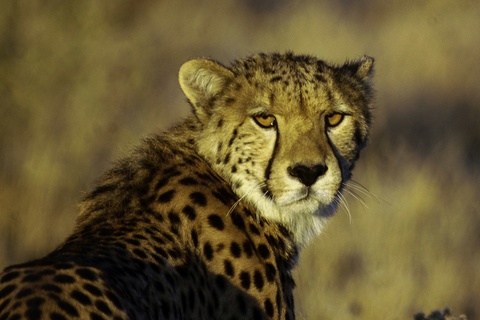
[{"left": 0, "top": 52, "right": 374, "bottom": 319}]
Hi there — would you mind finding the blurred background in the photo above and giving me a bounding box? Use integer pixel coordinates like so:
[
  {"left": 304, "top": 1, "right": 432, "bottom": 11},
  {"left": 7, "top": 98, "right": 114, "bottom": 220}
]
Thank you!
[{"left": 1, "top": 0, "right": 479, "bottom": 318}]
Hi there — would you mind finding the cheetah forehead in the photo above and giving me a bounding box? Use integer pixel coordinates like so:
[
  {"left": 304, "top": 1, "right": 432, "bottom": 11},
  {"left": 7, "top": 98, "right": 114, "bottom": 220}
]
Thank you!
[
  {"left": 227, "top": 52, "right": 374, "bottom": 110},
  {"left": 230, "top": 52, "right": 373, "bottom": 85},
  {"left": 179, "top": 52, "right": 373, "bottom": 125}
]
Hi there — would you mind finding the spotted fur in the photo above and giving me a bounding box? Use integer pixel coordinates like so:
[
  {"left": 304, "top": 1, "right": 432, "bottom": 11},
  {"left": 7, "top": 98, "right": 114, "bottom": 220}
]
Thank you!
[{"left": 0, "top": 52, "right": 374, "bottom": 319}]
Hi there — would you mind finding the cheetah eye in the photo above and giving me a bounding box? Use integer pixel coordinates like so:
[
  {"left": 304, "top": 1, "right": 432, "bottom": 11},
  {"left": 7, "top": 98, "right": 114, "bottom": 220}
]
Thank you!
[
  {"left": 326, "top": 113, "right": 344, "bottom": 127},
  {"left": 254, "top": 115, "right": 276, "bottom": 129}
]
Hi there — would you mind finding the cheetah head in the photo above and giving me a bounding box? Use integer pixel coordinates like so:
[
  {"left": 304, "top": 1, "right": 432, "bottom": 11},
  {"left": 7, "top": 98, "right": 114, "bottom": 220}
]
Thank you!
[{"left": 179, "top": 53, "right": 374, "bottom": 245}]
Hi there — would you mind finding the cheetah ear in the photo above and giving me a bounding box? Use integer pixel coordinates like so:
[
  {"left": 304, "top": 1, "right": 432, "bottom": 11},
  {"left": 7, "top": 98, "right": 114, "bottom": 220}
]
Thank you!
[
  {"left": 340, "top": 56, "right": 374, "bottom": 81},
  {"left": 179, "top": 59, "right": 234, "bottom": 122}
]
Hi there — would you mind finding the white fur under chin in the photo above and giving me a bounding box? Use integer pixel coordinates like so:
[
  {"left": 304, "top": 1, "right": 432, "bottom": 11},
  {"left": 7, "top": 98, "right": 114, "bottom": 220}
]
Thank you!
[{"left": 247, "top": 192, "right": 337, "bottom": 247}]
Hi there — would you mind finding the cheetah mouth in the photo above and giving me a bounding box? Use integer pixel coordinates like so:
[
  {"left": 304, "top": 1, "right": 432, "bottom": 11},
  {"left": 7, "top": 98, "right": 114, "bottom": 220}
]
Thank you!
[{"left": 281, "top": 186, "right": 338, "bottom": 207}]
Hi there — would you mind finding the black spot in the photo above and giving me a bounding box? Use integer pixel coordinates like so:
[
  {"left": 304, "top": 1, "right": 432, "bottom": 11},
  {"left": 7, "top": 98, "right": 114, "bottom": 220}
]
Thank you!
[
  {"left": 56, "top": 299, "right": 79, "bottom": 317},
  {"left": 40, "top": 284, "right": 62, "bottom": 293},
  {"left": 224, "top": 259, "right": 235, "bottom": 277},
  {"left": 0, "top": 284, "right": 16, "bottom": 299},
  {"left": 315, "top": 73, "right": 326, "bottom": 82},
  {"left": 133, "top": 248, "right": 148, "bottom": 259},
  {"left": 83, "top": 284, "right": 102, "bottom": 297},
  {"left": 71, "top": 290, "right": 91, "bottom": 306},
  {"left": 223, "top": 152, "right": 231, "bottom": 164},
  {"left": 225, "top": 97, "right": 236, "bottom": 105},
  {"left": 242, "top": 241, "right": 253, "bottom": 258},
  {"left": 211, "top": 187, "right": 234, "bottom": 206},
  {"left": 179, "top": 177, "right": 198, "bottom": 186},
  {"left": 265, "top": 263, "right": 276, "bottom": 282},
  {"left": 105, "top": 291, "right": 122, "bottom": 310},
  {"left": 151, "top": 235, "right": 165, "bottom": 245},
  {"left": 26, "top": 297, "right": 45, "bottom": 308},
  {"left": 268, "top": 92, "right": 275, "bottom": 106},
  {"left": 168, "top": 211, "right": 181, "bottom": 224},
  {"left": 216, "top": 243, "right": 225, "bottom": 252},
  {"left": 152, "top": 213, "right": 164, "bottom": 223},
  {"left": 95, "top": 300, "right": 112, "bottom": 316},
  {"left": 228, "top": 129, "right": 238, "bottom": 147},
  {"left": 163, "top": 232, "right": 174, "bottom": 242},
  {"left": 208, "top": 214, "right": 224, "bottom": 230},
  {"left": 168, "top": 248, "right": 181, "bottom": 259},
  {"left": 231, "top": 212, "right": 245, "bottom": 231},
  {"left": 191, "top": 230, "right": 199, "bottom": 248},
  {"left": 14, "top": 288, "right": 32, "bottom": 299},
  {"left": 253, "top": 270, "right": 264, "bottom": 291},
  {"left": 203, "top": 242, "right": 214, "bottom": 261},
  {"left": 21, "top": 273, "right": 43, "bottom": 283},
  {"left": 50, "top": 312, "right": 68, "bottom": 320},
  {"left": 230, "top": 242, "right": 241, "bottom": 258},
  {"left": 264, "top": 298, "right": 274, "bottom": 317},
  {"left": 25, "top": 308, "right": 42, "bottom": 320},
  {"left": 157, "top": 189, "right": 175, "bottom": 203},
  {"left": 197, "top": 172, "right": 215, "bottom": 183},
  {"left": 182, "top": 205, "right": 197, "bottom": 220},
  {"left": 133, "top": 234, "right": 147, "bottom": 240},
  {"left": 231, "top": 165, "right": 237, "bottom": 173},
  {"left": 75, "top": 268, "right": 97, "bottom": 281},
  {"left": 0, "top": 271, "right": 20, "bottom": 283},
  {"left": 257, "top": 244, "right": 271, "bottom": 259},
  {"left": 0, "top": 301, "right": 10, "bottom": 316},
  {"left": 217, "top": 118, "right": 224, "bottom": 128},
  {"left": 270, "top": 76, "right": 282, "bottom": 83},
  {"left": 164, "top": 168, "right": 181, "bottom": 177},
  {"left": 190, "top": 192, "right": 207, "bottom": 206},
  {"left": 153, "top": 177, "right": 169, "bottom": 191},
  {"left": 86, "top": 183, "right": 116, "bottom": 200},
  {"left": 89, "top": 312, "right": 105, "bottom": 320},
  {"left": 239, "top": 272, "right": 250, "bottom": 290},
  {"left": 217, "top": 142, "right": 223, "bottom": 153},
  {"left": 124, "top": 238, "right": 140, "bottom": 246},
  {"left": 54, "top": 262, "right": 74, "bottom": 270},
  {"left": 249, "top": 224, "right": 260, "bottom": 235}
]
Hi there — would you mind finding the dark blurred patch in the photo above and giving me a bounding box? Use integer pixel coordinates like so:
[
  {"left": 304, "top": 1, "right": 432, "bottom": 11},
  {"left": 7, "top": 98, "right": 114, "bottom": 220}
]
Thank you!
[
  {"left": 349, "top": 300, "right": 363, "bottom": 316},
  {"left": 243, "top": 0, "right": 287, "bottom": 15},
  {"left": 104, "top": 0, "right": 153, "bottom": 29},
  {"left": 0, "top": 2, "right": 19, "bottom": 60},
  {"left": 461, "top": 298, "right": 476, "bottom": 320},
  {"left": 374, "top": 96, "right": 480, "bottom": 174},
  {"left": 334, "top": 251, "right": 364, "bottom": 289}
]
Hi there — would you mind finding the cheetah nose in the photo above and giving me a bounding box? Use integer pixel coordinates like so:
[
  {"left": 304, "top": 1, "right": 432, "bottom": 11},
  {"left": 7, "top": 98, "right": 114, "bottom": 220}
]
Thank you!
[{"left": 287, "top": 164, "right": 328, "bottom": 187}]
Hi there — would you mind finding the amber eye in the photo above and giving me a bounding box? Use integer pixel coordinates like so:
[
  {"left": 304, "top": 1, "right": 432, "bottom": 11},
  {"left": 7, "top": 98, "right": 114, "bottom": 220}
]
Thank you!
[
  {"left": 254, "top": 115, "right": 276, "bottom": 128},
  {"left": 326, "top": 113, "right": 344, "bottom": 127}
]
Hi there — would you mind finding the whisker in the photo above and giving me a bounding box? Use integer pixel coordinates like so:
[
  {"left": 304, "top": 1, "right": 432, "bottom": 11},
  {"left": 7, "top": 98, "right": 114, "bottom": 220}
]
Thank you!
[
  {"left": 345, "top": 188, "right": 368, "bottom": 209},
  {"left": 345, "top": 180, "right": 379, "bottom": 203},
  {"left": 226, "top": 181, "right": 266, "bottom": 217},
  {"left": 337, "top": 192, "right": 352, "bottom": 224}
]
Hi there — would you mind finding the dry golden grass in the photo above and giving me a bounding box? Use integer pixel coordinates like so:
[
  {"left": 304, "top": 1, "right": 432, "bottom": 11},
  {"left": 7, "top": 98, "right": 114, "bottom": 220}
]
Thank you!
[{"left": 1, "top": 1, "right": 478, "bottom": 318}]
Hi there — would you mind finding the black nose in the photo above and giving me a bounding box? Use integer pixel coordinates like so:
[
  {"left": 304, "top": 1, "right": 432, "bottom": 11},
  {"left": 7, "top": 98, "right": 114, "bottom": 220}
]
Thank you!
[{"left": 287, "top": 164, "right": 328, "bottom": 187}]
